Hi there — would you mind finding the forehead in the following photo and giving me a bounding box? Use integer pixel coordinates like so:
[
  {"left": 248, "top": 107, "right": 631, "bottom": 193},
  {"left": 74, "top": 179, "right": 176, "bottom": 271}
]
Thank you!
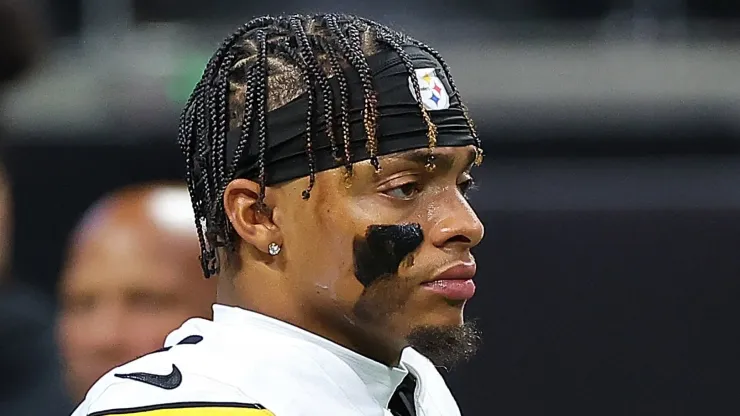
[
  {"left": 376, "top": 145, "right": 477, "bottom": 167},
  {"left": 62, "top": 224, "right": 199, "bottom": 293},
  {"left": 351, "top": 145, "right": 479, "bottom": 182}
]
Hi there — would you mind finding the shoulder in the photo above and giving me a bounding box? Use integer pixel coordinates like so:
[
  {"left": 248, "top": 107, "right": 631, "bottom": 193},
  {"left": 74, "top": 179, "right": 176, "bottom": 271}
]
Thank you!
[
  {"left": 71, "top": 329, "right": 360, "bottom": 416},
  {"left": 71, "top": 339, "right": 274, "bottom": 416}
]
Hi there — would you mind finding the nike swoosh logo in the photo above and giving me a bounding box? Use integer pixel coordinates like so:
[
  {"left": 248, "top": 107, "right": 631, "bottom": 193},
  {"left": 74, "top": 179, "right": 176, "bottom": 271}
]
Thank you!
[{"left": 114, "top": 364, "right": 182, "bottom": 390}]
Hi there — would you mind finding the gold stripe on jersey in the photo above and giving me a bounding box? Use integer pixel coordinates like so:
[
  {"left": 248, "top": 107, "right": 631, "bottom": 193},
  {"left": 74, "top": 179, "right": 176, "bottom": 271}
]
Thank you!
[{"left": 88, "top": 402, "right": 275, "bottom": 416}]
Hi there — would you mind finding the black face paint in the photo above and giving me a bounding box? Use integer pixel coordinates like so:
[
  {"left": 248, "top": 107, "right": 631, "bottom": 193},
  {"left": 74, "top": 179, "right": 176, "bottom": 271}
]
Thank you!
[{"left": 352, "top": 223, "right": 424, "bottom": 287}]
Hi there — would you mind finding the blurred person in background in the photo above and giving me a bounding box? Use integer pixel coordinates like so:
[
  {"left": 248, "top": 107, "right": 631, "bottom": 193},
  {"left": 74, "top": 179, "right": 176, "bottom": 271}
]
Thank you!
[
  {"left": 72, "top": 13, "right": 483, "bottom": 416},
  {"left": 57, "top": 183, "right": 217, "bottom": 404},
  {"left": 0, "top": 1, "right": 72, "bottom": 414}
]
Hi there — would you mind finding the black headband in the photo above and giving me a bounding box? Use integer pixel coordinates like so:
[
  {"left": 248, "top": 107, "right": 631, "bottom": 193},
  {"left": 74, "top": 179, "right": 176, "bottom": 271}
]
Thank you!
[{"left": 226, "top": 45, "right": 477, "bottom": 185}]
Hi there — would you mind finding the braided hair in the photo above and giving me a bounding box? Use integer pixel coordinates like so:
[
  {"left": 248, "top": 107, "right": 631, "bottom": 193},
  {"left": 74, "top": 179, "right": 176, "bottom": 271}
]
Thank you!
[{"left": 177, "top": 14, "right": 483, "bottom": 278}]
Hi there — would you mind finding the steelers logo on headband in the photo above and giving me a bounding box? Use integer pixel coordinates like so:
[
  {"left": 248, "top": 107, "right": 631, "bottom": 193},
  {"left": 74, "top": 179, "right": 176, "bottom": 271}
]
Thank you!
[{"left": 408, "top": 68, "right": 450, "bottom": 111}]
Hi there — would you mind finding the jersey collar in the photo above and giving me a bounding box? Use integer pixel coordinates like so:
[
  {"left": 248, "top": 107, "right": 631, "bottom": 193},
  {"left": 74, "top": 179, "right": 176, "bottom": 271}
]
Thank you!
[{"left": 211, "top": 304, "right": 409, "bottom": 408}]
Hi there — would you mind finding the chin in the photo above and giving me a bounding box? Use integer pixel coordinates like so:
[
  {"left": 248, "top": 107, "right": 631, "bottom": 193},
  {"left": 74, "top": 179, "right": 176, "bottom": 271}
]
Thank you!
[
  {"left": 406, "top": 320, "right": 482, "bottom": 369},
  {"left": 431, "top": 310, "right": 465, "bottom": 328},
  {"left": 416, "top": 296, "right": 468, "bottom": 327}
]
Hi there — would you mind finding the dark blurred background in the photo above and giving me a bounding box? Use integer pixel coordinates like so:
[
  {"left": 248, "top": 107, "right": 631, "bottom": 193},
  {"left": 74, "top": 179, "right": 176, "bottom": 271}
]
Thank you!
[{"left": 2, "top": 0, "right": 740, "bottom": 415}]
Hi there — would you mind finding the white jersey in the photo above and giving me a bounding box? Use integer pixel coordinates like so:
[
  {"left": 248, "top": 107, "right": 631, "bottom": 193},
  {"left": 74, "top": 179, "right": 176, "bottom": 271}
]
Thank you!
[{"left": 71, "top": 305, "right": 462, "bottom": 416}]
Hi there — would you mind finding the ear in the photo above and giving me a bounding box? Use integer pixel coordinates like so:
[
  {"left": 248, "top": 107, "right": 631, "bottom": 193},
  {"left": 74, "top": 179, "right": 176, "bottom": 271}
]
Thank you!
[{"left": 223, "top": 179, "right": 282, "bottom": 255}]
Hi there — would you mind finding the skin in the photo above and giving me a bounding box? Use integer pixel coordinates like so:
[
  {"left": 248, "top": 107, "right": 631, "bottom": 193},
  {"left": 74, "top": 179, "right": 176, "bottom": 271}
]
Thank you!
[
  {"left": 57, "top": 184, "right": 217, "bottom": 402},
  {"left": 222, "top": 144, "right": 484, "bottom": 366}
]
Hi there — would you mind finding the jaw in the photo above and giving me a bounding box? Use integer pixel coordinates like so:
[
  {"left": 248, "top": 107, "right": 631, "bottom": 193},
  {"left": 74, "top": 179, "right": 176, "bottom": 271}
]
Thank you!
[{"left": 402, "top": 288, "right": 469, "bottom": 329}]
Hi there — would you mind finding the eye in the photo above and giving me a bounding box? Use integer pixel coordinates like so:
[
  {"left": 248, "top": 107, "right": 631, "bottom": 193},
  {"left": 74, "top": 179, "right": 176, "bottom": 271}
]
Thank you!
[
  {"left": 383, "top": 181, "right": 422, "bottom": 200},
  {"left": 458, "top": 177, "right": 477, "bottom": 198}
]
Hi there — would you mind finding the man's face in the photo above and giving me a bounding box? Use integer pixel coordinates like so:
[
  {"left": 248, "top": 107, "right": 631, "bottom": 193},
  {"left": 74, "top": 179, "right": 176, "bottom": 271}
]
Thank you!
[
  {"left": 271, "top": 144, "right": 484, "bottom": 364},
  {"left": 57, "top": 224, "right": 215, "bottom": 402}
]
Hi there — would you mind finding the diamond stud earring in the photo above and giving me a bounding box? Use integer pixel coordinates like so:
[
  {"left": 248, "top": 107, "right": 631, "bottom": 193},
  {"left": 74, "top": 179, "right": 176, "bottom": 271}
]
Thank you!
[{"left": 268, "top": 242, "right": 281, "bottom": 256}]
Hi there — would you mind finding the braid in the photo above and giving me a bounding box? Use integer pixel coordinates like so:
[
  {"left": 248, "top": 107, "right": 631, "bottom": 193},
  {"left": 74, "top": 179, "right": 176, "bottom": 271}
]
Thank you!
[
  {"left": 199, "top": 52, "right": 229, "bottom": 274},
  {"left": 177, "top": 17, "right": 286, "bottom": 277},
  {"left": 177, "top": 80, "right": 200, "bottom": 158},
  {"left": 406, "top": 38, "right": 483, "bottom": 166},
  {"left": 253, "top": 29, "right": 269, "bottom": 209},
  {"left": 178, "top": 14, "right": 478, "bottom": 277},
  {"left": 323, "top": 15, "right": 381, "bottom": 173},
  {"left": 206, "top": 52, "right": 236, "bottom": 249},
  {"left": 375, "top": 28, "right": 439, "bottom": 171},
  {"left": 289, "top": 17, "right": 320, "bottom": 200},
  {"left": 206, "top": 69, "right": 220, "bottom": 199},
  {"left": 291, "top": 20, "right": 339, "bottom": 164},
  {"left": 205, "top": 16, "right": 278, "bottom": 77},
  {"left": 194, "top": 89, "right": 221, "bottom": 274},
  {"left": 228, "top": 65, "right": 256, "bottom": 177},
  {"left": 178, "top": 81, "right": 210, "bottom": 274},
  {"left": 177, "top": 20, "right": 276, "bottom": 277},
  {"left": 346, "top": 22, "right": 381, "bottom": 172},
  {"left": 318, "top": 37, "right": 354, "bottom": 183},
  {"left": 193, "top": 92, "right": 212, "bottom": 212},
  {"left": 214, "top": 53, "right": 235, "bottom": 195}
]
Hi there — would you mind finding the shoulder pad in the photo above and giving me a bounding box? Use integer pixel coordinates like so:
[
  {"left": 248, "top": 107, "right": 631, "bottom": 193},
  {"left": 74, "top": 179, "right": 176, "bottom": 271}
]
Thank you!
[{"left": 75, "top": 358, "right": 275, "bottom": 416}]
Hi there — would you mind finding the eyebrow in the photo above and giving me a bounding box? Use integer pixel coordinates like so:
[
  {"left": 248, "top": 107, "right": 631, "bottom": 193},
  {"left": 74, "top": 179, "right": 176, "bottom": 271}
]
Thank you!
[{"left": 386, "top": 148, "right": 477, "bottom": 173}]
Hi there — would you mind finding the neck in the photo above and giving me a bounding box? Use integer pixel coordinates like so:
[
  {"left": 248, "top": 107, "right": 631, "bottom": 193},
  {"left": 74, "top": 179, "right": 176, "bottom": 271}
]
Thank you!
[
  {"left": 333, "top": 314, "right": 406, "bottom": 367},
  {"left": 219, "top": 279, "right": 404, "bottom": 367}
]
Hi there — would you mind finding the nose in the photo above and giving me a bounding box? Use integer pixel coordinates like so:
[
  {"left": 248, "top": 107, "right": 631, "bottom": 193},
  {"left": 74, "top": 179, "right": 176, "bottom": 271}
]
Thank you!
[{"left": 428, "top": 191, "right": 485, "bottom": 250}]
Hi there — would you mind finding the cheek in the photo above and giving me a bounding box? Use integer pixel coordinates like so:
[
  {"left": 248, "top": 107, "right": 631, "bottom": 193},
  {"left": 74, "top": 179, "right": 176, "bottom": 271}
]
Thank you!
[
  {"left": 313, "top": 216, "right": 356, "bottom": 285},
  {"left": 112, "top": 309, "right": 185, "bottom": 356},
  {"left": 304, "top": 206, "right": 368, "bottom": 300},
  {"left": 125, "top": 315, "right": 180, "bottom": 347},
  {"left": 280, "top": 200, "right": 350, "bottom": 282},
  {"left": 57, "top": 314, "right": 83, "bottom": 357},
  {"left": 423, "top": 200, "right": 443, "bottom": 224},
  {"left": 57, "top": 303, "right": 105, "bottom": 345},
  {"left": 349, "top": 188, "right": 444, "bottom": 232}
]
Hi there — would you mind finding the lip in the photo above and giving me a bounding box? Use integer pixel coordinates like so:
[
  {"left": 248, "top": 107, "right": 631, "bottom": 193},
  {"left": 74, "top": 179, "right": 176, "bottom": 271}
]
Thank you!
[{"left": 426, "top": 262, "right": 477, "bottom": 283}]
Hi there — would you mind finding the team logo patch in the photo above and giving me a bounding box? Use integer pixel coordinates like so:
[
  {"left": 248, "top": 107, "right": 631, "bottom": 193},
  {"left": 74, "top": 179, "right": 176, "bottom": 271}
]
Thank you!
[{"left": 408, "top": 68, "right": 450, "bottom": 111}]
